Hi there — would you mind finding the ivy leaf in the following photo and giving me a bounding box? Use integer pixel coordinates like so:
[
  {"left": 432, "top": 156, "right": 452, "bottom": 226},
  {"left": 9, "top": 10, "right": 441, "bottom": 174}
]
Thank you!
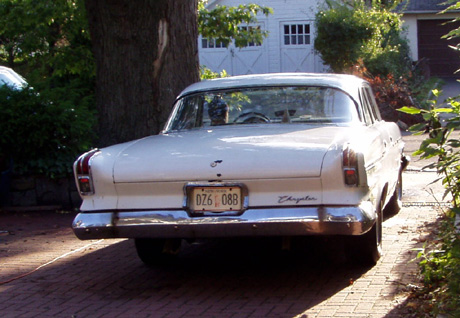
[
  {"left": 433, "top": 108, "right": 454, "bottom": 113},
  {"left": 398, "top": 106, "right": 422, "bottom": 114}
]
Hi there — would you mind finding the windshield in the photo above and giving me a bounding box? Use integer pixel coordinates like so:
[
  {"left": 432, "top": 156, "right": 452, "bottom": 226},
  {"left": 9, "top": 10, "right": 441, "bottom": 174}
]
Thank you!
[{"left": 164, "top": 86, "right": 359, "bottom": 132}]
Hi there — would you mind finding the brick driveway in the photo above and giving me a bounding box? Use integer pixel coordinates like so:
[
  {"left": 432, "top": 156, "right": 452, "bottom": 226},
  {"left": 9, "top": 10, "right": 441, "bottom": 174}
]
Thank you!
[{"left": 0, "top": 134, "right": 446, "bottom": 318}]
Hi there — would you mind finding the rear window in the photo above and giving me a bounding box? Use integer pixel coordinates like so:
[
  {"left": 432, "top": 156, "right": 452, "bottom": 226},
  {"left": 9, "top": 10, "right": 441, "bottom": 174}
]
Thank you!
[{"left": 165, "top": 86, "right": 360, "bottom": 132}]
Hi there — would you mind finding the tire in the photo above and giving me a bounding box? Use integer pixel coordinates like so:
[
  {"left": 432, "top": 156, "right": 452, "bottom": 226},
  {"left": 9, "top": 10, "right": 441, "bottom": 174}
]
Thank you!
[
  {"left": 347, "top": 202, "right": 383, "bottom": 266},
  {"left": 384, "top": 172, "right": 402, "bottom": 216},
  {"left": 134, "top": 238, "right": 181, "bottom": 267}
]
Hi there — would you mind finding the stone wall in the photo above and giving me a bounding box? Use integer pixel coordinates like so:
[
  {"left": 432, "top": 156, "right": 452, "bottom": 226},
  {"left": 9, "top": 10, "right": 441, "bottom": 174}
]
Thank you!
[{"left": 1, "top": 173, "right": 81, "bottom": 211}]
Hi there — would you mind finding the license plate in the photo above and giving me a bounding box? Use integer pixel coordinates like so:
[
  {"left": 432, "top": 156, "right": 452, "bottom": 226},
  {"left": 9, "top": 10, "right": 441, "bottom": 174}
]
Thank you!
[{"left": 189, "top": 186, "right": 242, "bottom": 212}]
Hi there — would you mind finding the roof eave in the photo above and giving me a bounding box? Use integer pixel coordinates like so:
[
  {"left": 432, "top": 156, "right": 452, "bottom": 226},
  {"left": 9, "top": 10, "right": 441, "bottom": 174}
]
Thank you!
[{"left": 402, "top": 10, "right": 460, "bottom": 14}]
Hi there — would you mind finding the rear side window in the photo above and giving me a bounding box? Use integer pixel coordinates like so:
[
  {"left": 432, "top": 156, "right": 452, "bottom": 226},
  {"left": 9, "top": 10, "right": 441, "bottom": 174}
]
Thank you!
[
  {"left": 364, "top": 87, "right": 382, "bottom": 121},
  {"left": 359, "top": 86, "right": 381, "bottom": 125}
]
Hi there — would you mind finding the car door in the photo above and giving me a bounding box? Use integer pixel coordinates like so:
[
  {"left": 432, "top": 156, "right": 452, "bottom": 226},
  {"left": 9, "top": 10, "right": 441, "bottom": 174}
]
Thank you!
[{"left": 359, "top": 85, "right": 401, "bottom": 193}]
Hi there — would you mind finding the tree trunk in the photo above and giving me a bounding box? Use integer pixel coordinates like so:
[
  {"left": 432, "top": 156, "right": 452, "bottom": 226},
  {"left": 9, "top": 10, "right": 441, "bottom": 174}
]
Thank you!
[{"left": 85, "top": 0, "right": 199, "bottom": 147}]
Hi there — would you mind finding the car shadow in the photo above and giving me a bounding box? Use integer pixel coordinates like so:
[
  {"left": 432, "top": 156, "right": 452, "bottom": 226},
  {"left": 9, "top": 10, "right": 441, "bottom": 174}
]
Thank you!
[{"left": 3, "top": 236, "right": 372, "bottom": 318}]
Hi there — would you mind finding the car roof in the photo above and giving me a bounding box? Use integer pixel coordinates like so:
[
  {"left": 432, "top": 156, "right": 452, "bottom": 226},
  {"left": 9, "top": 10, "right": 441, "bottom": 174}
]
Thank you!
[
  {"left": 0, "top": 66, "right": 27, "bottom": 88},
  {"left": 178, "top": 73, "right": 368, "bottom": 100}
]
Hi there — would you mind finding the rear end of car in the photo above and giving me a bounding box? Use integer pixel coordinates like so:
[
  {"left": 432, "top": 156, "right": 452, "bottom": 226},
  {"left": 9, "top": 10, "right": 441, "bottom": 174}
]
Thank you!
[{"left": 72, "top": 73, "right": 406, "bottom": 265}]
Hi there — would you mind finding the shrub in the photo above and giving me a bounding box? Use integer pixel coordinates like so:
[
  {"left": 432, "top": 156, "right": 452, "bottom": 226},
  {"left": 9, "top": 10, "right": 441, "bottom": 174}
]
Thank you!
[
  {"left": 415, "top": 213, "right": 460, "bottom": 316},
  {"left": 369, "top": 74, "right": 421, "bottom": 125},
  {"left": 200, "top": 66, "right": 229, "bottom": 80},
  {"left": 352, "top": 61, "right": 423, "bottom": 125},
  {"left": 399, "top": 92, "right": 460, "bottom": 316},
  {"left": 315, "top": 2, "right": 373, "bottom": 73},
  {"left": 314, "top": 0, "right": 411, "bottom": 77},
  {"left": 0, "top": 84, "right": 95, "bottom": 178}
]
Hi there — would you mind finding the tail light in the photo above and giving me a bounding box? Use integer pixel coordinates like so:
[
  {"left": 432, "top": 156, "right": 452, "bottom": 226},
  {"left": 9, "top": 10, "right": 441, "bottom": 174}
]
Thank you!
[
  {"left": 343, "top": 144, "right": 359, "bottom": 186},
  {"left": 74, "top": 149, "right": 99, "bottom": 195}
]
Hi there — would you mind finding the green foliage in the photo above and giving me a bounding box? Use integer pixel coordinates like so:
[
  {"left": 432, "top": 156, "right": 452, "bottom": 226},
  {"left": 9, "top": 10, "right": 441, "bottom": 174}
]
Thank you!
[
  {"left": 0, "top": 0, "right": 94, "bottom": 77},
  {"left": 200, "top": 66, "right": 229, "bottom": 80},
  {"left": 399, "top": 92, "right": 460, "bottom": 202},
  {"left": 413, "top": 214, "right": 460, "bottom": 316},
  {"left": 0, "top": 0, "right": 96, "bottom": 178},
  {"left": 399, "top": 4, "right": 460, "bottom": 310},
  {"left": 441, "top": 0, "right": 460, "bottom": 75},
  {"left": 0, "top": 0, "right": 273, "bottom": 180},
  {"left": 314, "top": 0, "right": 411, "bottom": 76},
  {"left": 198, "top": 1, "right": 273, "bottom": 48},
  {"left": 0, "top": 84, "right": 95, "bottom": 178},
  {"left": 0, "top": 0, "right": 95, "bottom": 106},
  {"left": 399, "top": 89, "right": 460, "bottom": 316},
  {"left": 315, "top": 2, "right": 373, "bottom": 73}
]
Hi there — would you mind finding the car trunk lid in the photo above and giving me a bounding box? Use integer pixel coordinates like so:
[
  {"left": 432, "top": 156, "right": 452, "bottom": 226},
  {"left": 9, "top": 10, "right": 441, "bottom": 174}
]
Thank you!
[{"left": 112, "top": 125, "right": 343, "bottom": 183}]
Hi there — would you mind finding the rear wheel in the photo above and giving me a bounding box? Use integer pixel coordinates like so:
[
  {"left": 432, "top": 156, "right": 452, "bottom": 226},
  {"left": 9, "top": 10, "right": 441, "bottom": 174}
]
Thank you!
[
  {"left": 384, "top": 172, "right": 403, "bottom": 216},
  {"left": 347, "top": 202, "right": 383, "bottom": 265},
  {"left": 134, "top": 238, "right": 181, "bottom": 266}
]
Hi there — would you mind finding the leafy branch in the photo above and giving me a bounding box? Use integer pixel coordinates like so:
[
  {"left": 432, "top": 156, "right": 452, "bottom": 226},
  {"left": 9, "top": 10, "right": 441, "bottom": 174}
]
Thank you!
[
  {"left": 399, "top": 90, "right": 460, "bottom": 207},
  {"left": 198, "top": 2, "right": 273, "bottom": 48}
]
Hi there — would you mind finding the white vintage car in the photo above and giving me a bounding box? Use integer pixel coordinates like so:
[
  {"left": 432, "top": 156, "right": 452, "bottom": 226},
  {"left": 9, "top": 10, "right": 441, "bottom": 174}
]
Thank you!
[{"left": 72, "top": 73, "right": 409, "bottom": 265}]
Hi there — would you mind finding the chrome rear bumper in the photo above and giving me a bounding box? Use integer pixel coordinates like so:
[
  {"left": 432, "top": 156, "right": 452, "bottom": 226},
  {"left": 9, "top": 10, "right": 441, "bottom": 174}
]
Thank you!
[{"left": 72, "top": 203, "right": 376, "bottom": 240}]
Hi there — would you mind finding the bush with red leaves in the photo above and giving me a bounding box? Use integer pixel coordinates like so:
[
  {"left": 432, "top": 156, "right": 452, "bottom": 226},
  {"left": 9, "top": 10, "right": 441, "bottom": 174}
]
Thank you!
[{"left": 352, "top": 62, "right": 423, "bottom": 126}]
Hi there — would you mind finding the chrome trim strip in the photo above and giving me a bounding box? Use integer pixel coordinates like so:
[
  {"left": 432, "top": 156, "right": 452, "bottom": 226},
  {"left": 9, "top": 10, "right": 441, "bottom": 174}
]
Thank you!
[{"left": 72, "top": 204, "right": 376, "bottom": 240}]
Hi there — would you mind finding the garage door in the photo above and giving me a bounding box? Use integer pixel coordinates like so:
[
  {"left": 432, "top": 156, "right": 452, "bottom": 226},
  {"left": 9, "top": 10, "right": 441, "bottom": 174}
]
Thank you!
[
  {"left": 280, "top": 22, "right": 316, "bottom": 73},
  {"left": 418, "top": 19, "right": 460, "bottom": 78},
  {"left": 198, "top": 25, "right": 269, "bottom": 76}
]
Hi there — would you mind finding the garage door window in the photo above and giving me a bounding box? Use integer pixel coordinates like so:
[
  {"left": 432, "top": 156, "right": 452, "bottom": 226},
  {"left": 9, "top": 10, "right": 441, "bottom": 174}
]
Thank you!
[
  {"left": 283, "top": 24, "right": 310, "bottom": 45},
  {"left": 201, "top": 38, "right": 227, "bottom": 49},
  {"left": 239, "top": 26, "right": 262, "bottom": 47}
]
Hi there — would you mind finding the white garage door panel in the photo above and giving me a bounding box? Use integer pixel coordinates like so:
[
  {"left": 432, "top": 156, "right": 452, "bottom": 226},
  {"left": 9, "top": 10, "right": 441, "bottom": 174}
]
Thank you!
[
  {"left": 232, "top": 47, "right": 269, "bottom": 75},
  {"left": 280, "top": 21, "right": 315, "bottom": 73}
]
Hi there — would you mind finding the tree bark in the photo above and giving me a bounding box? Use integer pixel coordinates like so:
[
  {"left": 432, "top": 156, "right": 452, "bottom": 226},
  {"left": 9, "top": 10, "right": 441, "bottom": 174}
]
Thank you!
[{"left": 85, "top": 0, "right": 199, "bottom": 147}]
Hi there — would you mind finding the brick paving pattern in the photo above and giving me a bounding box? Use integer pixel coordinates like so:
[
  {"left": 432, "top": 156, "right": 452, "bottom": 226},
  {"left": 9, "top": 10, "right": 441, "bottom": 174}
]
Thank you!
[{"left": 0, "top": 153, "right": 445, "bottom": 318}]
